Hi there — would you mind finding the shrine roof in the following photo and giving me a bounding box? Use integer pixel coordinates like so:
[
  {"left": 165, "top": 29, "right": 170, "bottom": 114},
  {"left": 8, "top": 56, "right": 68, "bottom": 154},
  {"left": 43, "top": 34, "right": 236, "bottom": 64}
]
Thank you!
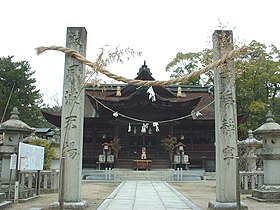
[
  {"left": 42, "top": 62, "right": 217, "bottom": 126},
  {"left": 85, "top": 84, "right": 214, "bottom": 119}
]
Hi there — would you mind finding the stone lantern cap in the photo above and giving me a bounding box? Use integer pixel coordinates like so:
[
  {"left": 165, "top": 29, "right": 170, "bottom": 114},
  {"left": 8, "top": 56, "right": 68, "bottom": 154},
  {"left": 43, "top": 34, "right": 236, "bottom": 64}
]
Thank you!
[
  {"left": 253, "top": 111, "right": 280, "bottom": 135},
  {"left": 0, "top": 107, "right": 35, "bottom": 133},
  {"left": 239, "top": 130, "right": 262, "bottom": 146}
]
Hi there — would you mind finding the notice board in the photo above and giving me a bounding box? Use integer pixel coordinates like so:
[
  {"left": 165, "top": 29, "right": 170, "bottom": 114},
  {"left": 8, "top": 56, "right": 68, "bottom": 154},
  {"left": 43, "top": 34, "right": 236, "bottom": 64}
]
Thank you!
[{"left": 18, "top": 142, "right": 44, "bottom": 171}]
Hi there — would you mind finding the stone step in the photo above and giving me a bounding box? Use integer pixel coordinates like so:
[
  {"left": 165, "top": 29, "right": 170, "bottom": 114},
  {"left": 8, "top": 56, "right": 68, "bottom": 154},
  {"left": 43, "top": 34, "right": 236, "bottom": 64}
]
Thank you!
[
  {"left": 82, "top": 169, "right": 205, "bottom": 181},
  {"left": 28, "top": 208, "right": 43, "bottom": 210}
]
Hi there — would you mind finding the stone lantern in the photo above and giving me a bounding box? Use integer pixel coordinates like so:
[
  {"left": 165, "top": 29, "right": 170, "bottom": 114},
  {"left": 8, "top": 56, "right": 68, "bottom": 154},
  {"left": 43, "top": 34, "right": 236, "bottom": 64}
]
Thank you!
[
  {"left": 0, "top": 107, "right": 34, "bottom": 183},
  {"left": 251, "top": 111, "right": 280, "bottom": 201},
  {"left": 238, "top": 130, "right": 262, "bottom": 171}
]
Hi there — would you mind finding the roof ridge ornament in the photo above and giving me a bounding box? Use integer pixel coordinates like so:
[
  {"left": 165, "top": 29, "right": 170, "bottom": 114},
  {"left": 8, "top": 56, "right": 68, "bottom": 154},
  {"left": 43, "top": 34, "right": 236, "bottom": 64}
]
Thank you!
[{"left": 137, "top": 60, "right": 152, "bottom": 75}]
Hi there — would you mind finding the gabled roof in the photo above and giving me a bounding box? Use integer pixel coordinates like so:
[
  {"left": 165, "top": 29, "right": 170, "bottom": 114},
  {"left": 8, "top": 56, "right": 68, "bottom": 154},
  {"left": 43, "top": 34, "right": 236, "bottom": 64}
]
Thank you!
[{"left": 42, "top": 62, "right": 217, "bottom": 126}]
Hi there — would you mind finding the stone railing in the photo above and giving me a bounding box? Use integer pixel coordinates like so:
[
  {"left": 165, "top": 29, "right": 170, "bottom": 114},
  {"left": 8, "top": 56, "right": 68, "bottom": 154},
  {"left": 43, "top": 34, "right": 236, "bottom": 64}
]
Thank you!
[
  {"left": 19, "top": 169, "right": 59, "bottom": 194},
  {"left": 173, "top": 168, "right": 205, "bottom": 181},
  {"left": 240, "top": 171, "right": 264, "bottom": 193}
]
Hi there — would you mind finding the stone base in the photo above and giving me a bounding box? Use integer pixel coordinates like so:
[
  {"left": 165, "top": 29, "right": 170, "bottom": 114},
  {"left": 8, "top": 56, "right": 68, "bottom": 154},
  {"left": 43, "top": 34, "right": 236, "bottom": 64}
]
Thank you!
[
  {"left": 208, "top": 200, "right": 248, "bottom": 210},
  {"left": 49, "top": 200, "right": 88, "bottom": 209},
  {"left": 251, "top": 185, "right": 280, "bottom": 201}
]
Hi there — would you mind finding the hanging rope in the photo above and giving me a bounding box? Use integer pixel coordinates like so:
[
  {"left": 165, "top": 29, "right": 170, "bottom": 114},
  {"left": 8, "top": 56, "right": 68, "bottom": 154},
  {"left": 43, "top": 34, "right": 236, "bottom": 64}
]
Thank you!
[
  {"left": 35, "top": 44, "right": 245, "bottom": 123},
  {"left": 36, "top": 45, "right": 248, "bottom": 86}
]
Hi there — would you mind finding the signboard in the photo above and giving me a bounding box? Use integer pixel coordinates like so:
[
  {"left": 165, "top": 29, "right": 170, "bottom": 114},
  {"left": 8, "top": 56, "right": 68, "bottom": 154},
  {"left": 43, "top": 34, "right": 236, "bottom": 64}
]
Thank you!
[{"left": 18, "top": 142, "right": 44, "bottom": 171}]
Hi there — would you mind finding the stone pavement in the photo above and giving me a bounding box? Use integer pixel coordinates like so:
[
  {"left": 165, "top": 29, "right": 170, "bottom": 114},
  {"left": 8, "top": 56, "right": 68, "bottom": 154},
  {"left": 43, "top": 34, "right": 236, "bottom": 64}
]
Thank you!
[{"left": 97, "top": 181, "right": 200, "bottom": 210}]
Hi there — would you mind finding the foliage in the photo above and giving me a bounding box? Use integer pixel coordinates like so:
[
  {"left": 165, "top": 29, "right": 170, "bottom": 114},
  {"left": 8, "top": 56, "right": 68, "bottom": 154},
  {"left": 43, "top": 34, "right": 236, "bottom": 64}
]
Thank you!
[
  {"left": 0, "top": 56, "right": 46, "bottom": 127},
  {"left": 165, "top": 48, "right": 213, "bottom": 85},
  {"left": 166, "top": 40, "right": 280, "bottom": 139},
  {"left": 109, "top": 137, "right": 121, "bottom": 159},
  {"left": 161, "top": 136, "right": 178, "bottom": 167},
  {"left": 27, "top": 138, "right": 57, "bottom": 170},
  {"left": 235, "top": 41, "right": 280, "bottom": 138},
  {"left": 86, "top": 45, "right": 142, "bottom": 86}
]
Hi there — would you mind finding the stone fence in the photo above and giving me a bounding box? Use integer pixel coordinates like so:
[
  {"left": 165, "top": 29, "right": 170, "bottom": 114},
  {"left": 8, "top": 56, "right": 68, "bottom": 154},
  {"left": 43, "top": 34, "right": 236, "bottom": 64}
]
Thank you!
[
  {"left": 240, "top": 171, "right": 264, "bottom": 193},
  {"left": 19, "top": 169, "right": 59, "bottom": 194},
  {"left": 18, "top": 169, "right": 263, "bottom": 194}
]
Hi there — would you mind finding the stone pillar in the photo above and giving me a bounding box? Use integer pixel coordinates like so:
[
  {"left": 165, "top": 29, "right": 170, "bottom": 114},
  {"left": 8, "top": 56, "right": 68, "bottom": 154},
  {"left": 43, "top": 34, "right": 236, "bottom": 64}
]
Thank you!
[
  {"left": 208, "top": 30, "right": 247, "bottom": 209},
  {"left": 50, "top": 27, "right": 87, "bottom": 209},
  {"left": 251, "top": 111, "right": 280, "bottom": 201}
]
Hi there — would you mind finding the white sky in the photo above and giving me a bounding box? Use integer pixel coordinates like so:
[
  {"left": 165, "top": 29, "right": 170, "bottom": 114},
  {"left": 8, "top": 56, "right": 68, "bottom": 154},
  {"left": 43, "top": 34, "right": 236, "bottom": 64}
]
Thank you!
[{"left": 1, "top": 0, "right": 280, "bottom": 106}]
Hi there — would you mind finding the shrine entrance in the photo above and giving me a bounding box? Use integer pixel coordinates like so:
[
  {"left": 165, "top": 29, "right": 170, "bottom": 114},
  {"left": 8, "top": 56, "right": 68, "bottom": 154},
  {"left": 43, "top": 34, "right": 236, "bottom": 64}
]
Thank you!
[{"left": 129, "top": 135, "right": 157, "bottom": 158}]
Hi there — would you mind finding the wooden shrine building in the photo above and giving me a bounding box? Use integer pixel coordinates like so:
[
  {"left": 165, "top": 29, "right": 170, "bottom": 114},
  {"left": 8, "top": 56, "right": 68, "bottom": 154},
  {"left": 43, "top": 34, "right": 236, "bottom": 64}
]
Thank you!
[{"left": 43, "top": 62, "right": 217, "bottom": 171}]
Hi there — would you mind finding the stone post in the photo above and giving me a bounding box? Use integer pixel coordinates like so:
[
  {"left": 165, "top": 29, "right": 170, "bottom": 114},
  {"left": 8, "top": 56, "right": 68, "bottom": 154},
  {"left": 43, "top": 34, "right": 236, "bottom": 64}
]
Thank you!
[
  {"left": 251, "top": 111, "right": 280, "bottom": 201},
  {"left": 50, "top": 27, "right": 87, "bottom": 209},
  {"left": 208, "top": 30, "right": 247, "bottom": 209}
]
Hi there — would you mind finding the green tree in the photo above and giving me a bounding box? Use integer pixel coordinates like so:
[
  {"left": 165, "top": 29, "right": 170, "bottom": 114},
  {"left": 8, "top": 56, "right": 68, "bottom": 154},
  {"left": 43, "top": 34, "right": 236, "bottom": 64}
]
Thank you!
[
  {"left": 236, "top": 41, "right": 280, "bottom": 137},
  {"left": 166, "top": 41, "right": 280, "bottom": 139},
  {"left": 109, "top": 137, "right": 121, "bottom": 166},
  {"left": 161, "top": 136, "right": 178, "bottom": 168},
  {"left": 0, "top": 56, "right": 46, "bottom": 127},
  {"left": 166, "top": 48, "right": 213, "bottom": 85}
]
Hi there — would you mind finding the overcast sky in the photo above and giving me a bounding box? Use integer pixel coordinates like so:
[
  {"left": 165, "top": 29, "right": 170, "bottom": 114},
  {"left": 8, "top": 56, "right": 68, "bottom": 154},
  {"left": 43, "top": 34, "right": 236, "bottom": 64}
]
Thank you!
[{"left": 1, "top": 0, "right": 280, "bottom": 106}]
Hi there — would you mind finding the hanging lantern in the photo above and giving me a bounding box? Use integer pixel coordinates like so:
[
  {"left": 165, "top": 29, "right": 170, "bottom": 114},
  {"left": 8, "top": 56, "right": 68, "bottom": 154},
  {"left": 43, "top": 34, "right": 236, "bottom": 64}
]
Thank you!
[
  {"left": 177, "top": 86, "right": 182, "bottom": 97},
  {"left": 133, "top": 126, "right": 137, "bottom": 134},
  {"left": 116, "top": 86, "right": 122, "bottom": 97}
]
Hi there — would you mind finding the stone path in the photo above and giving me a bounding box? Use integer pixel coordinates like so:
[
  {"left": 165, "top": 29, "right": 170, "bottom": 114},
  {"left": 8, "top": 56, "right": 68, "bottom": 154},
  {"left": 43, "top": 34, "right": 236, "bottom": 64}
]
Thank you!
[{"left": 97, "top": 181, "right": 200, "bottom": 210}]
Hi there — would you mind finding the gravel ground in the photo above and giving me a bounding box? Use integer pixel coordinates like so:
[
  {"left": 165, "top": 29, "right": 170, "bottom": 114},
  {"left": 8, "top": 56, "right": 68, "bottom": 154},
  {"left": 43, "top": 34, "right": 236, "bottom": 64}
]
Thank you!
[
  {"left": 171, "top": 180, "right": 280, "bottom": 210},
  {"left": 8, "top": 180, "right": 280, "bottom": 210}
]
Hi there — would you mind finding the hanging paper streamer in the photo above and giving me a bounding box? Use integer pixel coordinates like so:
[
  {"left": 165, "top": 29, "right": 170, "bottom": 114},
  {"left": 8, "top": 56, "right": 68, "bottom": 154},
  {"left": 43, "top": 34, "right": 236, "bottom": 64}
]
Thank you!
[
  {"left": 147, "top": 86, "right": 156, "bottom": 102},
  {"left": 153, "top": 122, "right": 159, "bottom": 132},
  {"left": 191, "top": 111, "right": 202, "bottom": 119},
  {"left": 196, "top": 111, "right": 202, "bottom": 117},
  {"left": 148, "top": 126, "right": 152, "bottom": 134},
  {"left": 141, "top": 123, "right": 149, "bottom": 133},
  {"left": 113, "top": 112, "right": 119, "bottom": 117},
  {"left": 128, "top": 123, "right": 131, "bottom": 132}
]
